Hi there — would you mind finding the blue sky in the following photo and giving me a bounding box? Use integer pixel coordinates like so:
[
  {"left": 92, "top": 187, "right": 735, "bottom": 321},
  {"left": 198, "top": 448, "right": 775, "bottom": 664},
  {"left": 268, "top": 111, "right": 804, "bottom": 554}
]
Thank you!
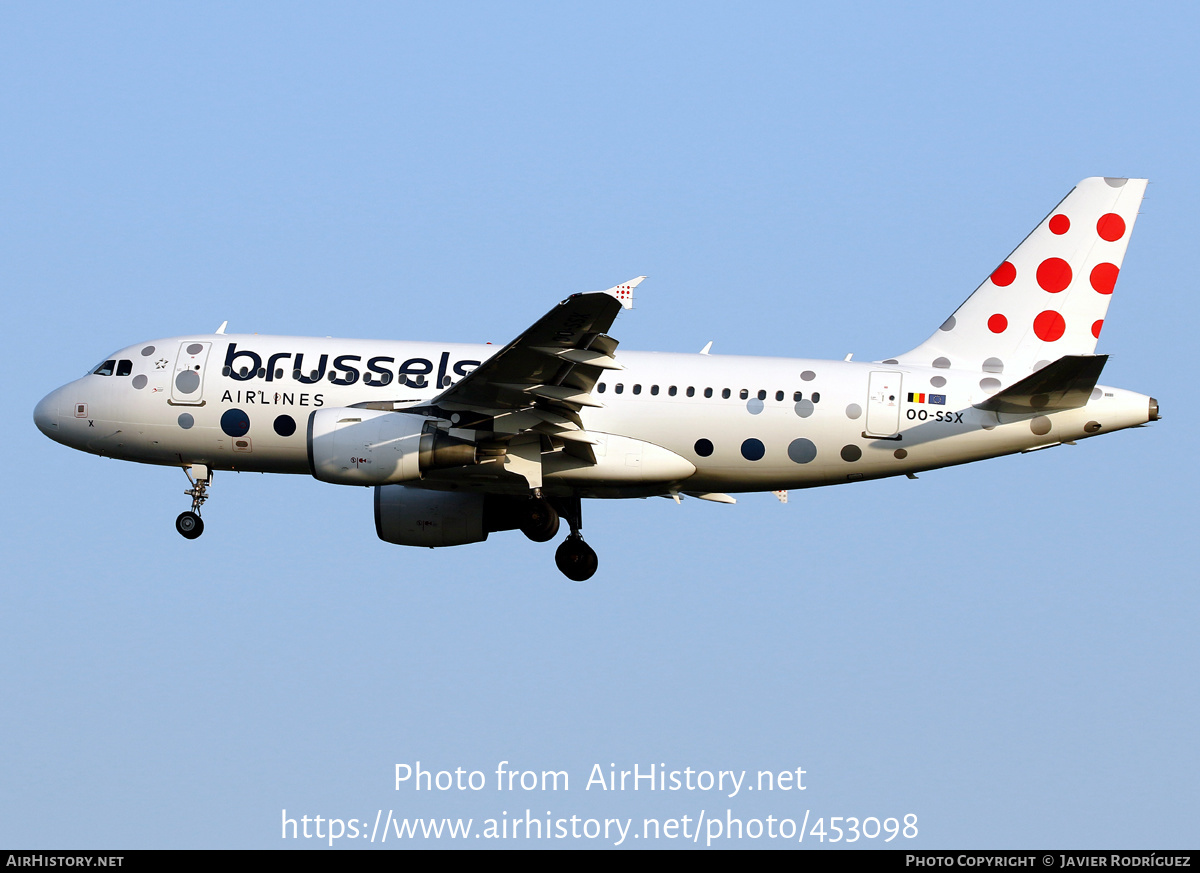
[{"left": 3, "top": 2, "right": 1196, "bottom": 848}]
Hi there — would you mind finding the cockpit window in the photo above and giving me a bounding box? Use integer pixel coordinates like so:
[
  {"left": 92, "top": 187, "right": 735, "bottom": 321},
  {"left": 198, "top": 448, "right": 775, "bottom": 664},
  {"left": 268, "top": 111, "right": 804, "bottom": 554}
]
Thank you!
[
  {"left": 92, "top": 360, "right": 116, "bottom": 376},
  {"left": 116, "top": 359, "right": 133, "bottom": 376}
]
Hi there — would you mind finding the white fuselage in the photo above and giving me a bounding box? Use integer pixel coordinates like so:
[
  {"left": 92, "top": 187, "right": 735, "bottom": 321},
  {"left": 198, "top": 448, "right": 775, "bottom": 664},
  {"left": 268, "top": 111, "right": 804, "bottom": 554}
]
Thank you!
[{"left": 34, "top": 333, "right": 1156, "bottom": 496}]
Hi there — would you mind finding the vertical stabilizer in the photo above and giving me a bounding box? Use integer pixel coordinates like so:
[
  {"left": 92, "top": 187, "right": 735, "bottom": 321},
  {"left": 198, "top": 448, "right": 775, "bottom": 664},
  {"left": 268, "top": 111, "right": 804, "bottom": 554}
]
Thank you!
[{"left": 893, "top": 177, "right": 1146, "bottom": 375}]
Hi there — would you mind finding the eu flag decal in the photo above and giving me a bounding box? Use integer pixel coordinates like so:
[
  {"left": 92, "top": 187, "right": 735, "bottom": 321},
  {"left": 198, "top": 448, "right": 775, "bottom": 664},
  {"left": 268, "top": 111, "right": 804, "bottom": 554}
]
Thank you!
[{"left": 929, "top": 394, "right": 946, "bottom": 405}]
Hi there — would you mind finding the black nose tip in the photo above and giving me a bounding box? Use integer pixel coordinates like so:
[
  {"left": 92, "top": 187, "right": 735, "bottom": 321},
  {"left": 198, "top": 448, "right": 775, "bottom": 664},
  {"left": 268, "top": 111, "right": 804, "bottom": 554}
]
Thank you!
[{"left": 1149, "top": 397, "right": 1160, "bottom": 421}]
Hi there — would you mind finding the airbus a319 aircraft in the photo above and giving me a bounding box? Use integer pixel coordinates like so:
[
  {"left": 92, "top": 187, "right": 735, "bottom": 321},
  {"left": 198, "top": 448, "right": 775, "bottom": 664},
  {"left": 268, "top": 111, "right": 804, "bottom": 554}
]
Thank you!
[{"left": 35, "top": 178, "right": 1158, "bottom": 580}]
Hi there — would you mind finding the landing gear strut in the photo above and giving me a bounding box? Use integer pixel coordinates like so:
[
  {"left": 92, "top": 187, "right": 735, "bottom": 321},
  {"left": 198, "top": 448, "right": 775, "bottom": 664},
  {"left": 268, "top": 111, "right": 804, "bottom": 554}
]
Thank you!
[
  {"left": 176, "top": 464, "right": 211, "bottom": 540},
  {"left": 552, "top": 495, "right": 598, "bottom": 582}
]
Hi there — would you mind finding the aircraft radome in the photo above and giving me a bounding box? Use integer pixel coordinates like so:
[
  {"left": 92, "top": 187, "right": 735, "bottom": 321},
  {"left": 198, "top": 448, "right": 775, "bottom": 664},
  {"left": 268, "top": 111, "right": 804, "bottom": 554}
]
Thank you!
[{"left": 34, "top": 177, "right": 1159, "bottom": 581}]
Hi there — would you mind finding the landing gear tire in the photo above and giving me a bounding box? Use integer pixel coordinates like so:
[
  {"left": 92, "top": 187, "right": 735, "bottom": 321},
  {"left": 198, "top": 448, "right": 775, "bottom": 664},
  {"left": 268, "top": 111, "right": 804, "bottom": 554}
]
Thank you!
[
  {"left": 555, "top": 534, "right": 598, "bottom": 581},
  {"left": 520, "top": 498, "right": 560, "bottom": 543},
  {"left": 176, "top": 511, "right": 204, "bottom": 540}
]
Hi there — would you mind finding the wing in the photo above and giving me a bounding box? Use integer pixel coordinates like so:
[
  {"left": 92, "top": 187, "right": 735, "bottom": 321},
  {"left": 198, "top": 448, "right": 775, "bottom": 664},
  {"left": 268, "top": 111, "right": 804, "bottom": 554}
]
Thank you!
[{"left": 402, "top": 278, "right": 644, "bottom": 482}]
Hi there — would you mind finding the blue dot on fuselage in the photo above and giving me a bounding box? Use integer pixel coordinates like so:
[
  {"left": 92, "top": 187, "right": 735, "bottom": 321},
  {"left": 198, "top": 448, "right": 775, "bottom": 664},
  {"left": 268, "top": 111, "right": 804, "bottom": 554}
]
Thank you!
[
  {"left": 221, "top": 408, "right": 250, "bottom": 437},
  {"left": 740, "top": 438, "right": 765, "bottom": 461}
]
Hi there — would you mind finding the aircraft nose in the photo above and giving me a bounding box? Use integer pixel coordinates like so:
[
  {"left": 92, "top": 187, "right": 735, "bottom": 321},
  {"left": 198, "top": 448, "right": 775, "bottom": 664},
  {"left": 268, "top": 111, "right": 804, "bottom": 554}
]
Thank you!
[{"left": 33, "top": 387, "right": 63, "bottom": 439}]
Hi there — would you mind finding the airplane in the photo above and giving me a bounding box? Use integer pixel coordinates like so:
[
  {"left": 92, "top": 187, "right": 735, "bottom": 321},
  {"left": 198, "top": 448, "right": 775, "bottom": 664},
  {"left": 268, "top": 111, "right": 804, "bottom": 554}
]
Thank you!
[{"left": 33, "top": 177, "right": 1158, "bottom": 581}]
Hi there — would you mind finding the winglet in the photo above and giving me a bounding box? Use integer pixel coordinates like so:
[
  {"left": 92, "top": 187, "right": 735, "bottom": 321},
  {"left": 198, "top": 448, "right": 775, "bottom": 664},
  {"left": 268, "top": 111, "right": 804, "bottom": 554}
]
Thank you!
[
  {"left": 215, "top": 321, "right": 228, "bottom": 335},
  {"left": 601, "top": 276, "right": 645, "bottom": 310}
]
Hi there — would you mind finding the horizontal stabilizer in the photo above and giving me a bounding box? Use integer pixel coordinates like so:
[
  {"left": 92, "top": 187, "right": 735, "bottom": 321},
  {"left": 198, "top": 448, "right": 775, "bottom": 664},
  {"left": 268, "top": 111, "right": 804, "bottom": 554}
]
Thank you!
[{"left": 974, "top": 354, "right": 1107, "bottom": 414}]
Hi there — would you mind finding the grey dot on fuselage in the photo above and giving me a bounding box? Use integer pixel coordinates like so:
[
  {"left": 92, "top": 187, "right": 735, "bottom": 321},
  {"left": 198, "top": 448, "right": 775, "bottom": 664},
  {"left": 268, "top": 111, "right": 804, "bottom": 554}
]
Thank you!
[
  {"left": 141, "top": 346, "right": 155, "bottom": 356},
  {"left": 845, "top": 403, "right": 862, "bottom": 420},
  {"left": 933, "top": 357, "right": 951, "bottom": 369},
  {"left": 930, "top": 375, "right": 946, "bottom": 388},
  {"left": 175, "top": 370, "right": 200, "bottom": 393},
  {"left": 801, "top": 370, "right": 816, "bottom": 381},
  {"left": 982, "top": 357, "right": 1004, "bottom": 374},
  {"left": 940, "top": 316, "right": 956, "bottom": 331},
  {"left": 980, "top": 378, "right": 1001, "bottom": 391},
  {"left": 746, "top": 398, "right": 764, "bottom": 415},
  {"left": 186, "top": 343, "right": 203, "bottom": 355},
  {"left": 1030, "top": 416, "right": 1052, "bottom": 436},
  {"left": 787, "top": 438, "right": 817, "bottom": 464},
  {"left": 1090, "top": 387, "right": 1103, "bottom": 400},
  {"left": 131, "top": 374, "right": 147, "bottom": 389},
  {"left": 840, "top": 444, "right": 862, "bottom": 462},
  {"left": 177, "top": 413, "right": 194, "bottom": 429},
  {"left": 1104, "top": 177, "right": 1128, "bottom": 187},
  {"left": 1033, "top": 360, "right": 1050, "bottom": 371},
  {"left": 794, "top": 399, "right": 815, "bottom": 418}
]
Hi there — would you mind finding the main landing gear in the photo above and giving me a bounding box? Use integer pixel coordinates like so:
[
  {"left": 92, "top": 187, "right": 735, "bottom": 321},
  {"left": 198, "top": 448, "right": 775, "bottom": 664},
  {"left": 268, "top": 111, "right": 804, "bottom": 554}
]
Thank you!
[
  {"left": 519, "top": 492, "right": 598, "bottom": 582},
  {"left": 519, "top": 492, "right": 560, "bottom": 543},
  {"left": 555, "top": 535, "right": 598, "bottom": 582},
  {"left": 176, "top": 464, "right": 211, "bottom": 540}
]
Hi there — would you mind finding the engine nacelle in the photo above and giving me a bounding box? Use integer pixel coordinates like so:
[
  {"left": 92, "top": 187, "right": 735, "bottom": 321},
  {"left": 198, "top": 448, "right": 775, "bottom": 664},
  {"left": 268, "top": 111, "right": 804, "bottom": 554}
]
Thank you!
[
  {"left": 307, "top": 408, "right": 477, "bottom": 485},
  {"left": 374, "top": 486, "right": 529, "bottom": 548}
]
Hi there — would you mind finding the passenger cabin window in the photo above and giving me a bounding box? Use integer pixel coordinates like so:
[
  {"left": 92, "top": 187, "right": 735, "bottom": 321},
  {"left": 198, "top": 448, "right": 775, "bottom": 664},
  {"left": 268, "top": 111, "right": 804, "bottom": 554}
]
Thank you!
[
  {"left": 686, "top": 386, "right": 695, "bottom": 397},
  {"left": 93, "top": 360, "right": 116, "bottom": 376},
  {"left": 775, "top": 390, "right": 784, "bottom": 401},
  {"left": 597, "top": 383, "right": 606, "bottom": 393},
  {"left": 739, "top": 388, "right": 749, "bottom": 400},
  {"left": 668, "top": 386, "right": 677, "bottom": 396},
  {"left": 633, "top": 384, "right": 642, "bottom": 395},
  {"left": 812, "top": 392, "right": 821, "bottom": 403},
  {"left": 794, "top": 391, "right": 803, "bottom": 401},
  {"left": 757, "top": 389, "right": 766, "bottom": 401},
  {"left": 721, "top": 388, "right": 731, "bottom": 399},
  {"left": 615, "top": 384, "right": 624, "bottom": 394},
  {"left": 704, "top": 387, "right": 713, "bottom": 398},
  {"left": 650, "top": 385, "right": 659, "bottom": 395},
  {"left": 116, "top": 360, "right": 133, "bottom": 376}
]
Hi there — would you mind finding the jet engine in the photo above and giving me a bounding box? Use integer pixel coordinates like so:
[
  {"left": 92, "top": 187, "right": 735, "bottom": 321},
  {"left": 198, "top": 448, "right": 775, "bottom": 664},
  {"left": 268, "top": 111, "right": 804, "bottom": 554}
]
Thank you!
[
  {"left": 374, "top": 485, "right": 528, "bottom": 547},
  {"left": 307, "top": 408, "right": 477, "bottom": 486}
]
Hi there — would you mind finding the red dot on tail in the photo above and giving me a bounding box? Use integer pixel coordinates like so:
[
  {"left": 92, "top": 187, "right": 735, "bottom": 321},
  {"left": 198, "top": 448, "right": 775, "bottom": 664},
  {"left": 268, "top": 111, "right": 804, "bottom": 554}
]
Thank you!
[
  {"left": 1092, "top": 319, "right": 1103, "bottom": 338},
  {"left": 1036, "top": 257, "right": 1072, "bottom": 293},
  {"left": 1097, "top": 213, "right": 1126, "bottom": 242},
  {"left": 991, "top": 261, "right": 1016, "bottom": 286},
  {"left": 1090, "top": 262, "right": 1119, "bottom": 294},
  {"left": 1049, "top": 214, "right": 1070, "bottom": 234},
  {"left": 1033, "top": 310, "right": 1066, "bottom": 342},
  {"left": 988, "top": 314, "right": 1008, "bottom": 333}
]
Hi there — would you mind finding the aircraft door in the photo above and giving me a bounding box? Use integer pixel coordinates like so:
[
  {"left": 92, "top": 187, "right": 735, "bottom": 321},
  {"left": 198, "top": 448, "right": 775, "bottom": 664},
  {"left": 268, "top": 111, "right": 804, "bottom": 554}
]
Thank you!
[
  {"left": 170, "top": 341, "right": 212, "bottom": 406},
  {"left": 865, "top": 370, "right": 902, "bottom": 437}
]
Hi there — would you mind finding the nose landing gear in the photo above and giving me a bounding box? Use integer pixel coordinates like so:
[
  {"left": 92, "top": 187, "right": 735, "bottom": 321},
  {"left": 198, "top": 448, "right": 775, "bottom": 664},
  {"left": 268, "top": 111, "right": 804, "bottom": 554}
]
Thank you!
[
  {"left": 176, "top": 511, "right": 203, "bottom": 539},
  {"left": 176, "top": 464, "right": 211, "bottom": 540}
]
